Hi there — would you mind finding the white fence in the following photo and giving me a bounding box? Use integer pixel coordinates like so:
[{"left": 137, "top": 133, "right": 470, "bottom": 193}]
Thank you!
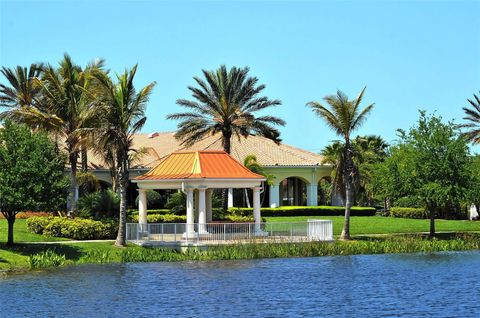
[{"left": 126, "top": 220, "right": 333, "bottom": 245}]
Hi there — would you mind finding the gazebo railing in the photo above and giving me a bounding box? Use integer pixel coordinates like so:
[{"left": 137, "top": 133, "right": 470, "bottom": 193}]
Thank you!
[{"left": 126, "top": 220, "right": 333, "bottom": 245}]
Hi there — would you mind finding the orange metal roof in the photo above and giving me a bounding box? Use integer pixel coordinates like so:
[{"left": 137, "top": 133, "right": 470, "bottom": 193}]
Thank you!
[{"left": 135, "top": 150, "right": 265, "bottom": 180}]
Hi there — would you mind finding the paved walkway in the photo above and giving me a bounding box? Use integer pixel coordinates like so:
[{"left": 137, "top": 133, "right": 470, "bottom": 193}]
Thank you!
[{"left": 23, "top": 240, "right": 115, "bottom": 244}]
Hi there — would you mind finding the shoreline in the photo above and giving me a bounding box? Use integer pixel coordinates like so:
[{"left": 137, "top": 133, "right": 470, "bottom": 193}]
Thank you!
[{"left": 1, "top": 232, "right": 480, "bottom": 275}]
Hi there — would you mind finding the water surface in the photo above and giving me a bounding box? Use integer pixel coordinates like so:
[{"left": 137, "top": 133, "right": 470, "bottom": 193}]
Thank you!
[{"left": 1, "top": 251, "right": 480, "bottom": 317}]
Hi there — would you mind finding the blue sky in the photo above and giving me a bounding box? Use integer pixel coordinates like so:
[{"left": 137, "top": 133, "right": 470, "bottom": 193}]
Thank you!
[{"left": 1, "top": 0, "right": 479, "bottom": 153}]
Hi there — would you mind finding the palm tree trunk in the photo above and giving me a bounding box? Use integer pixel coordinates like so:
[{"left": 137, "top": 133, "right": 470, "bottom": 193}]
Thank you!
[
  {"left": 115, "top": 158, "right": 129, "bottom": 247},
  {"left": 221, "top": 131, "right": 232, "bottom": 210},
  {"left": 81, "top": 145, "right": 88, "bottom": 172},
  {"left": 340, "top": 141, "right": 353, "bottom": 240},
  {"left": 68, "top": 149, "right": 79, "bottom": 214}
]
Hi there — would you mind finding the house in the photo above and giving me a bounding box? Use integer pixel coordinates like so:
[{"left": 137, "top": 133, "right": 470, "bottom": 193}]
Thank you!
[{"left": 85, "top": 132, "right": 333, "bottom": 208}]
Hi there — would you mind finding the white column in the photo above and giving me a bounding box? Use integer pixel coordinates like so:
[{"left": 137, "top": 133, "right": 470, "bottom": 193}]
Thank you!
[
  {"left": 227, "top": 188, "right": 234, "bottom": 208},
  {"left": 198, "top": 188, "right": 207, "bottom": 234},
  {"left": 185, "top": 188, "right": 195, "bottom": 236},
  {"left": 269, "top": 184, "right": 280, "bottom": 208},
  {"left": 206, "top": 189, "right": 213, "bottom": 222},
  {"left": 306, "top": 184, "right": 318, "bottom": 206},
  {"left": 138, "top": 188, "right": 148, "bottom": 225},
  {"left": 253, "top": 186, "right": 262, "bottom": 232}
]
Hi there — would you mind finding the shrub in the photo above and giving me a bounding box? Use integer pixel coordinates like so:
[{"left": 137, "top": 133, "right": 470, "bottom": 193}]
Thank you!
[
  {"left": 228, "top": 206, "right": 376, "bottom": 217},
  {"left": 390, "top": 207, "right": 427, "bottom": 219},
  {"left": 135, "top": 190, "right": 164, "bottom": 209},
  {"left": 165, "top": 192, "right": 186, "bottom": 215},
  {"left": 27, "top": 216, "right": 54, "bottom": 234},
  {"left": 27, "top": 216, "right": 117, "bottom": 239},
  {"left": 130, "top": 214, "right": 187, "bottom": 223},
  {"left": 127, "top": 209, "right": 171, "bottom": 216},
  {"left": 78, "top": 190, "right": 120, "bottom": 218}
]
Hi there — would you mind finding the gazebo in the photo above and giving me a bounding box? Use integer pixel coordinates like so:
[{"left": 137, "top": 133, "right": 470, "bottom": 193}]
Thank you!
[{"left": 132, "top": 150, "right": 266, "bottom": 236}]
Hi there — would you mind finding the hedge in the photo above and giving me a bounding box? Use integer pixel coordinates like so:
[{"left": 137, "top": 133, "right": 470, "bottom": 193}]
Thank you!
[
  {"left": 390, "top": 207, "right": 427, "bottom": 219},
  {"left": 127, "top": 209, "right": 170, "bottom": 216},
  {"left": 129, "top": 214, "right": 186, "bottom": 223},
  {"left": 26, "top": 216, "right": 118, "bottom": 240},
  {"left": 228, "top": 206, "right": 376, "bottom": 217}
]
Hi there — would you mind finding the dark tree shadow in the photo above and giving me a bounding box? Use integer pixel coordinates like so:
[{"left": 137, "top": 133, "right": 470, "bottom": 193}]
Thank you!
[{"left": 0, "top": 243, "right": 84, "bottom": 261}]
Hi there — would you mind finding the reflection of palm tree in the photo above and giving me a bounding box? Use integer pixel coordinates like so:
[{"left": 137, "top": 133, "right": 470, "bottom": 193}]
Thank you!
[
  {"left": 461, "top": 92, "right": 480, "bottom": 144},
  {"left": 307, "top": 87, "right": 374, "bottom": 240}
]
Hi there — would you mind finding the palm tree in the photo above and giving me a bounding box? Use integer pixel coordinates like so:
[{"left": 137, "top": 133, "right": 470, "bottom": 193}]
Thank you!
[
  {"left": 461, "top": 92, "right": 480, "bottom": 144},
  {"left": 167, "top": 65, "right": 285, "bottom": 154},
  {"left": 0, "top": 63, "right": 43, "bottom": 110},
  {"left": 1, "top": 55, "right": 104, "bottom": 213},
  {"left": 307, "top": 87, "right": 374, "bottom": 240},
  {"left": 243, "top": 154, "right": 274, "bottom": 207},
  {"left": 90, "top": 65, "right": 155, "bottom": 247},
  {"left": 320, "top": 141, "right": 345, "bottom": 205}
]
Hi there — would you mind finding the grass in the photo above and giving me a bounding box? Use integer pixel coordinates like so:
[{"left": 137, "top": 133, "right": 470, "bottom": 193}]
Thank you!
[
  {"left": 2, "top": 233, "right": 480, "bottom": 272},
  {"left": 0, "top": 219, "right": 69, "bottom": 243},
  {"left": 265, "top": 216, "right": 480, "bottom": 235}
]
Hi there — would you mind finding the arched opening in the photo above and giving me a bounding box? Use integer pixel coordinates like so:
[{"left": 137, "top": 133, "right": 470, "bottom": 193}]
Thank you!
[
  {"left": 318, "top": 176, "right": 332, "bottom": 206},
  {"left": 280, "top": 177, "right": 307, "bottom": 206}
]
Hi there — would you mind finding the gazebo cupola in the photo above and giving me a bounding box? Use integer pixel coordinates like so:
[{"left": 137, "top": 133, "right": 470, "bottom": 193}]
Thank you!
[{"left": 132, "top": 150, "right": 266, "bottom": 234}]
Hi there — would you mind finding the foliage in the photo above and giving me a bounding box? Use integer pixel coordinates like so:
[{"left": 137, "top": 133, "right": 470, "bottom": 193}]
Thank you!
[
  {"left": 78, "top": 189, "right": 120, "bottom": 218},
  {"left": 129, "top": 214, "right": 187, "bottom": 223},
  {"left": 321, "top": 135, "right": 388, "bottom": 206},
  {"left": 29, "top": 249, "right": 66, "bottom": 269},
  {"left": 135, "top": 190, "right": 164, "bottom": 209},
  {"left": 389, "top": 207, "right": 427, "bottom": 219},
  {"left": 165, "top": 192, "right": 186, "bottom": 215},
  {"left": 0, "top": 121, "right": 69, "bottom": 245},
  {"left": 307, "top": 87, "right": 375, "bottom": 239},
  {"left": 26, "top": 216, "right": 117, "bottom": 240},
  {"left": 167, "top": 65, "right": 285, "bottom": 154},
  {"left": 394, "top": 196, "right": 424, "bottom": 208},
  {"left": 229, "top": 206, "right": 376, "bottom": 217},
  {"left": 89, "top": 65, "right": 156, "bottom": 246},
  {"left": 466, "top": 155, "right": 480, "bottom": 213},
  {"left": 461, "top": 92, "right": 480, "bottom": 144},
  {"left": 372, "top": 112, "right": 470, "bottom": 236}
]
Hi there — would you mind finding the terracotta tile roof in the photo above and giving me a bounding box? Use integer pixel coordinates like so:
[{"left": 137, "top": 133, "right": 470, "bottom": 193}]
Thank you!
[
  {"left": 135, "top": 150, "right": 265, "bottom": 180},
  {"left": 84, "top": 132, "right": 325, "bottom": 169}
]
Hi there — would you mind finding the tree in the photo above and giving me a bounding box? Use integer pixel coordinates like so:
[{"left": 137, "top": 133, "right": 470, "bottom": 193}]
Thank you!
[
  {"left": 0, "top": 121, "right": 68, "bottom": 245},
  {"left": 461, "top": 92, "right": 480, "bottom": 144},
  {"left": 307, "top": 87, "right": 374, "bottom": 240},
  {"left": 466, "top": 155, "right": 480, "bottom": 217},
  {"left": 167, "top": 65, "right": 285, "bottom": 153},
  {"left": 374, "top": 112, "right": 470, "bottom": 236},
  {"left": 168, "top": 65, "right": 284, "bottom": 209},
  {"left": 0, "top": 54, "right": 104, "bottom": 214},
  {"left": 320, "top": 135, "right": 388, "bottom": 206},
  {"left": 0, "top": 63, "right": 43, "bottom": 110},
  {"left": 90, "top": 65, "right": 155, "bottom": 247},
  {"left": 243, "top": 154, "right": 274, "bottom": 207}
]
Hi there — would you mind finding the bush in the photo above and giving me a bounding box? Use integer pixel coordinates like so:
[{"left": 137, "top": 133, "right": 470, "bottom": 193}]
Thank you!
[
  {"left": 165, "top": 192, "right": 186, "bottom": 215},
  {"left": 127, "top": 209, "right": 171, "bottom": 216},
  {"left": 130, "top": 214, "right": 187, "bottom": 223},
  {"left": 135, "top": 190, "right": 164, "bottom": 209},
  {"left": 27, "top": 216, "right": 117, "bottom": 240},
  {"left": 390, "top": 207, "right": 427, "bottom": 219},
  {"left": 228, "top": 206, "right": 376, "bottom": 217},
  {"left": 78, "top": 190, "right": 120, "bottom": 218}
]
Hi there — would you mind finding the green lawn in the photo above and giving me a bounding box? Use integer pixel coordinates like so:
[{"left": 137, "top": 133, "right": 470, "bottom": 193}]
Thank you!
[
  {"left": 0, "top": 219, "right": 69, "bottom": 243},
  {"left": 265, "top": 216, "right": 480, "bottom": 235}
]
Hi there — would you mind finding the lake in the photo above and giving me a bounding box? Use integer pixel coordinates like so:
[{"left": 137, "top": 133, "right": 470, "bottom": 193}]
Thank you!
[{"left": 1, "top": 251, "right": 480, "bottom": 317}]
